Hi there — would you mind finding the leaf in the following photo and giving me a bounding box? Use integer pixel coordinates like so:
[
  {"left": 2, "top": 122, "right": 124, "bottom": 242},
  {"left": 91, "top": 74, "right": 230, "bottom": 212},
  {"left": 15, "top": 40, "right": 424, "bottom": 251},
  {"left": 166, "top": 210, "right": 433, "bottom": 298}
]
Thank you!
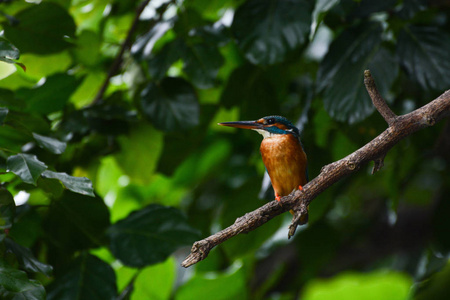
[
  {"left": 146, "top": 28, "right": 226, "bottom": 87},
  {"left": 310, "top": 0, "right": 340, "bottom": 37},
  {"left": 43, "top": 192, "right": 110, "bottom": 253},
  {"left": 4, "top": 238, "right": 53, "bottom": 276},
  {"left": 19, "top": 51, "right": 72, "bottom": 80},
  {"left": 114, "top": 123, "right": 163, "bottom": 185},
  {"left": 72, "top": 30, "right": 101, "bottom": 67},
  {"left": 140, "top": 77, "right": 199, "bottom": 131},
  {"left": 3, "top": 2, "right": 76, "bottom": 54},
  {"left": 32, "top": 133, "right": 67, "bottom": 154},
  {"left": 41, "top": 170, "right": 94, "bottom": 197},
  {"left": 220, "top": 64, "right": 278, "bottom": 119},
  {"left": 0, "top": 126, "right": 31, "bottom": 153},
  {"left": 317, "top": 22, "right": 384, "bottom": 123},
  {"left": 0, "top": 89, "right": 20, "bottom": 108},
  {"left": 2, "top": 110, "right": 49, "bottom": 133},
  {"left": 414, "top": 260, "right": 450, "bottom": 300},
  {"left": 47, "top": 253, "right": 116, "bottom": 300},
  {"left": 17, "top": 73, "right": 82, "bottom": 115},
  {"left": 0, "top": 38, "right": 19, "bottom": 60},
  {"left": 131, "top": 21, "right": 173, "bottom": 61},
  {"left": 8, "top": 206, "right": 42, "bottom": 248},
  {"left": 369, "top": 47, "right": 399, "bottom": 102},
  {"left": 108, "top": 204, "right": 200, "bottom": 267},
  {"left": 189, "top": 24, "right": 230, "bottom": 46},
  {"left": 231, "top": 0, "right": 312, "bottom": 65},
  {"left": 397, "top": 26, "right": 450, "bottom": 91},
  {"left": 182, "top": 41, "right": 224, "bottom": 89},
  {"left": 7, "top": 153, "right": 48, "bottom": 185},
  {"left": 0, "top": 107, "right": 8, "bottom": 125},
  {"left": 220, "top": 179, "right": 282, "bottom": 259},
  {"left": 147, "top": 38, "right": 183, "bottom": 80},
  {"left": 301, "top": 271, "right": 412, "bottom": 300},
  {"left": 176, "top": 262, "right": 247, "bottom": 300},
  {"left": 173, "top": 7, "right": 208, "bottom": 37},
  {"left": 130, "top": 257, "right": 176, "bottom": 300},
  {"left": 0, "top": 263, "right": 46, "bottom": 300},
  {"left": 0, "top": 188, "right": 15, "bottom": 230}
]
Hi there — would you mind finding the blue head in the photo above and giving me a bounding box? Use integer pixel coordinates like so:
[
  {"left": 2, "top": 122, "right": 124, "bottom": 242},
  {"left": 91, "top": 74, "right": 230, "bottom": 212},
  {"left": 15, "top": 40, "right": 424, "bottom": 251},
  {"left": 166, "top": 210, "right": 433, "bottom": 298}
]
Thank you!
[{"left": 219, "top": 115, "right": 300, "bottom": 138}]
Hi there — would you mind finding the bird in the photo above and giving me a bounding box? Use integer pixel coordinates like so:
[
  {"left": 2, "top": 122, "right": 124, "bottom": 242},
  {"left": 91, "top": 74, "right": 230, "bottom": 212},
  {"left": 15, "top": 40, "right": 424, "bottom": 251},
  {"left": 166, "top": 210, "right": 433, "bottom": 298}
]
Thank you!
[{"left": 219, "top": 115, "right": 308, "bottom": 224}]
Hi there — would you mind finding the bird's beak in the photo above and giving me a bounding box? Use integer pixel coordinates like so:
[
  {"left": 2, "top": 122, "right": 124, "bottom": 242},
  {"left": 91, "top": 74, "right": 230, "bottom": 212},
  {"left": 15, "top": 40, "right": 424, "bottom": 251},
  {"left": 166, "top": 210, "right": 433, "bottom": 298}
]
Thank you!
[{"left": 218, "top": 120, "right": 263, "bottom": 130}]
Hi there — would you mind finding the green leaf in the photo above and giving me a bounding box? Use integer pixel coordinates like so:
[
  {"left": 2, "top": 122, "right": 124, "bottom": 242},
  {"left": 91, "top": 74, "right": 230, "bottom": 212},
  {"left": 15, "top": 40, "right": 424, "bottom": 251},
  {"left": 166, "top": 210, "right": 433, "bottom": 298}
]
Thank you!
[
  {"left": 182, "top": 41, "right": 224, "bottom": 89},
  {"left": 3, "top": 2, "right": 76, "bottom": 54},
  {"left": 317, "top": 22, "right": 383, "bottom": 123},
  {"left": 147, "top": 38, "right": 183, "bottom": 80},
  {"left": 47, "top": 253, "right": 116, "bottom": 300},
  {"left": 369, "top": 47, "right": 399, "bottom": 103},
  {"left": 43, "top": 192, "right": 110, "bottom": 253},
  {"left": 0, "top": 188, "right": 15, "bottom": 230},
  {"left": 7, "top": 153, "right": 48, "bottom": 185},
  {"left": 17, "top": 73, "right": 82, "bottom": 115},
  {"left": 220, "top": 64, "right": 278, "bottom": 119},
  {"left": 32, "top": 133, "right": 67, "bottom": 154},
  {"left": 231, "top": 0, "right": 312, "bottom": 65},
  {"left": 140, "top": 77, "right": 199, "bottom": 132},
  {"left": 0, "top": 126, "right": 31, "bottom": 152},
  {"left": 131, "top": 257, "right": 176, "bottom": 300},
  {"left": 72, "top": 30, "right": 101, "bottom": 67},
  {"left": 414, "top": 260, "right": 450, "bottom": 300},
  {"left": 310, "top": 0, "right": 340, "bottom": 37},
  {"left": 2, "top": 110, "right": 49, "bottom": 133},
  {"left": 173, "top": 139, "right": 231, "bottom": 187},
  {"left": 41, "top": 170, "right": 94, "bottom": 197},
  {"left": 0, "top": 263, "right": 46, "bottom": 300},
  {"left": 220, "top": 179, "right": 282, "bottom": 259},
  {"left": 19, "top": 51, "right": 73, "bottom": 80},
  {"left": 114, "top": 123, "right": 163, "bottom": 185},
  {"left": 301, "top": 271, "right": 412, "bottom": 300},
  {"left": 4, "top": 238, "right": 53, "bottom": 276},
  {"left": 397, "top": 26, "right": 450, "bottom": 91},
  {"left": 8, "top": 206, "right": 43, "bottom": 248},
  {"left": 176, "top": 262, "right": 247, "bottom": 300},
  {"left": 0, "top": 39, "right": 19, "bottom": 60},
  {"left": 108, "top": 204, "right": 199, "bottom": 267},
  {"left": 131, "top": 21, "right": 172, "bottom": 61},
  {"left": 173, "top": 7, "right": 207, "bottom": 37},
  {"left": 0, "top": 107, "right": 8, "bottom": 125},
  {"left": 0, "top": 89, "right": 20, "bottom": 109}
]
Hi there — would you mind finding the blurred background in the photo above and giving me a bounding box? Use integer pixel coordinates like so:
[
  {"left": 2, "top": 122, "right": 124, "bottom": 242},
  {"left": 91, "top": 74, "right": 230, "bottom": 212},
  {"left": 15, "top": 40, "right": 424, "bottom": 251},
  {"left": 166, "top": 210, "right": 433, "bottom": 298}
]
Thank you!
[{"left": 0, "top": 0, "right": 450, "bottom": 299}]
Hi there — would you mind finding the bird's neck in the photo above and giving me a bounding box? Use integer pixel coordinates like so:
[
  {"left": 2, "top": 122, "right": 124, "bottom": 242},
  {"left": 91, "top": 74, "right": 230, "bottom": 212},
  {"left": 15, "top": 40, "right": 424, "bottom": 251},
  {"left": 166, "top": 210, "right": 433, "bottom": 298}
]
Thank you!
[
  {"left": 253, "top": 129, "right": 297, "bottom": 140},
  {"left": 253, "top": 129, "right": 277, "bottom": 139}
]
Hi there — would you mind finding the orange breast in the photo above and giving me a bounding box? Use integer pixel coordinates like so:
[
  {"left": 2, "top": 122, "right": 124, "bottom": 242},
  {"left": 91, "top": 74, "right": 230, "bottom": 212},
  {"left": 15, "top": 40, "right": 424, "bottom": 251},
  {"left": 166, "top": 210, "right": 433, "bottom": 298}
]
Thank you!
[{"left": 260, "top": 134, "right": 307, "bottom": 197}]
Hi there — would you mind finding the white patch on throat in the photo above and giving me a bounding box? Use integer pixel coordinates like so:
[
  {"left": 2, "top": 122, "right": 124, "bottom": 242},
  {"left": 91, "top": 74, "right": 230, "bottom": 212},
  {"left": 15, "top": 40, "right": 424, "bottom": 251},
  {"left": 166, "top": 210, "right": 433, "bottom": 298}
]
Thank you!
[{"left": 253, "top": 129, "right": 275, "bottom": 139}]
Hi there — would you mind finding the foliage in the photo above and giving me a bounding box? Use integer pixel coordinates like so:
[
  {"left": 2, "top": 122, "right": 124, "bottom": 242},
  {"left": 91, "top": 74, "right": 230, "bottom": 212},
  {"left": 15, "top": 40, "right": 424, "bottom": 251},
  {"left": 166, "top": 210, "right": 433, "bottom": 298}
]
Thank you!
[{"left": 0, "top": 0, "right": 449, "bottom": 298}]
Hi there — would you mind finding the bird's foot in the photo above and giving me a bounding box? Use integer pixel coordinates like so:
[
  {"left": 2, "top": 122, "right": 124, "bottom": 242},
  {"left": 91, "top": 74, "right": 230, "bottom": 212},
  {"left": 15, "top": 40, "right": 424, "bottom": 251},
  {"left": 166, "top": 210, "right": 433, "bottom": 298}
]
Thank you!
[
  {"left": 298, "top": 185, "right": 303, "bottom": 191},
  {"left": 275, "top": 193, "right": 281, "bottom": 202}
]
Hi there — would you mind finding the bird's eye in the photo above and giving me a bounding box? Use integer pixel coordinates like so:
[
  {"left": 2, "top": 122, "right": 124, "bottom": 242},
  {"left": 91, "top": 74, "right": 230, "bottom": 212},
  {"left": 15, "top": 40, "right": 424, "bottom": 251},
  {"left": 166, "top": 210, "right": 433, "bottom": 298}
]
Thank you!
[{"left": 267, "top": 118, "right": 275, "bottom": 124}]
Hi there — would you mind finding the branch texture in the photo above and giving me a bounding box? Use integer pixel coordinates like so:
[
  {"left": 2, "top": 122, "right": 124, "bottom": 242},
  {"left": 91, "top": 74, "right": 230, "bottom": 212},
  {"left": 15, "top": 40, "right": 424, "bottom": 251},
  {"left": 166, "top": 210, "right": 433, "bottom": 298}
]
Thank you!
[{"left": 181, "top": 72, "right": 450, "bottom": 268}]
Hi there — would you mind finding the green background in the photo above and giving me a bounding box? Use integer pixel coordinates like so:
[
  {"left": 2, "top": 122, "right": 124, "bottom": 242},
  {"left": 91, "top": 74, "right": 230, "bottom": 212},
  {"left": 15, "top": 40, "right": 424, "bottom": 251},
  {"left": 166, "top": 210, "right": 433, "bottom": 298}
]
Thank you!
[{"left": 0, "top": 0, "right": 450, "bottom": 299}]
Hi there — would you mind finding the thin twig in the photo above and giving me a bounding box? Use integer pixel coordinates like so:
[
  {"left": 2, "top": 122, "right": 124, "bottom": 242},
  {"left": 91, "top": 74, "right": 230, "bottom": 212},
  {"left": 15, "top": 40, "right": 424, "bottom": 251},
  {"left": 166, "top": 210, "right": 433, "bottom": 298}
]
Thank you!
[
  {"left": 181, "top": 72, "right": 450, "bottom": 268},
  {"left": 364, "top": 70, "right": 397, "bottom": 126},
  {"left": 92, "top": 0, "right": 152, "bottom": 105}
]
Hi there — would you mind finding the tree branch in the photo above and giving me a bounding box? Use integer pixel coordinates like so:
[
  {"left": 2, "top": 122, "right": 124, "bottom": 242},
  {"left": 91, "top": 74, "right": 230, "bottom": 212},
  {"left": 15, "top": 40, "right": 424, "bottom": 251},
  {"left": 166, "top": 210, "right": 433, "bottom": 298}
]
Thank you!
[
  {"left": 92, "top": 0, "right": 151, "bottom": 105},
  {"left": 91, "top": 0, "right": 174, "bottom": 105},
  {"left": 181, "top": 71, "right": 450, "bottom": 268},
  {"left": 364, "top": 70, "right": 397, "bottom": 126}
]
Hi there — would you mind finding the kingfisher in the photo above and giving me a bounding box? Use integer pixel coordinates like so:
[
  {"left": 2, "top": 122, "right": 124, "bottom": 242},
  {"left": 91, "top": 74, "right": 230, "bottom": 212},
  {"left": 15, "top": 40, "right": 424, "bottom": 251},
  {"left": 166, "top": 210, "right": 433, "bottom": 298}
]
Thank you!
[{"left": 219, "top": 115, "right": 308, "bottom": 224}]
